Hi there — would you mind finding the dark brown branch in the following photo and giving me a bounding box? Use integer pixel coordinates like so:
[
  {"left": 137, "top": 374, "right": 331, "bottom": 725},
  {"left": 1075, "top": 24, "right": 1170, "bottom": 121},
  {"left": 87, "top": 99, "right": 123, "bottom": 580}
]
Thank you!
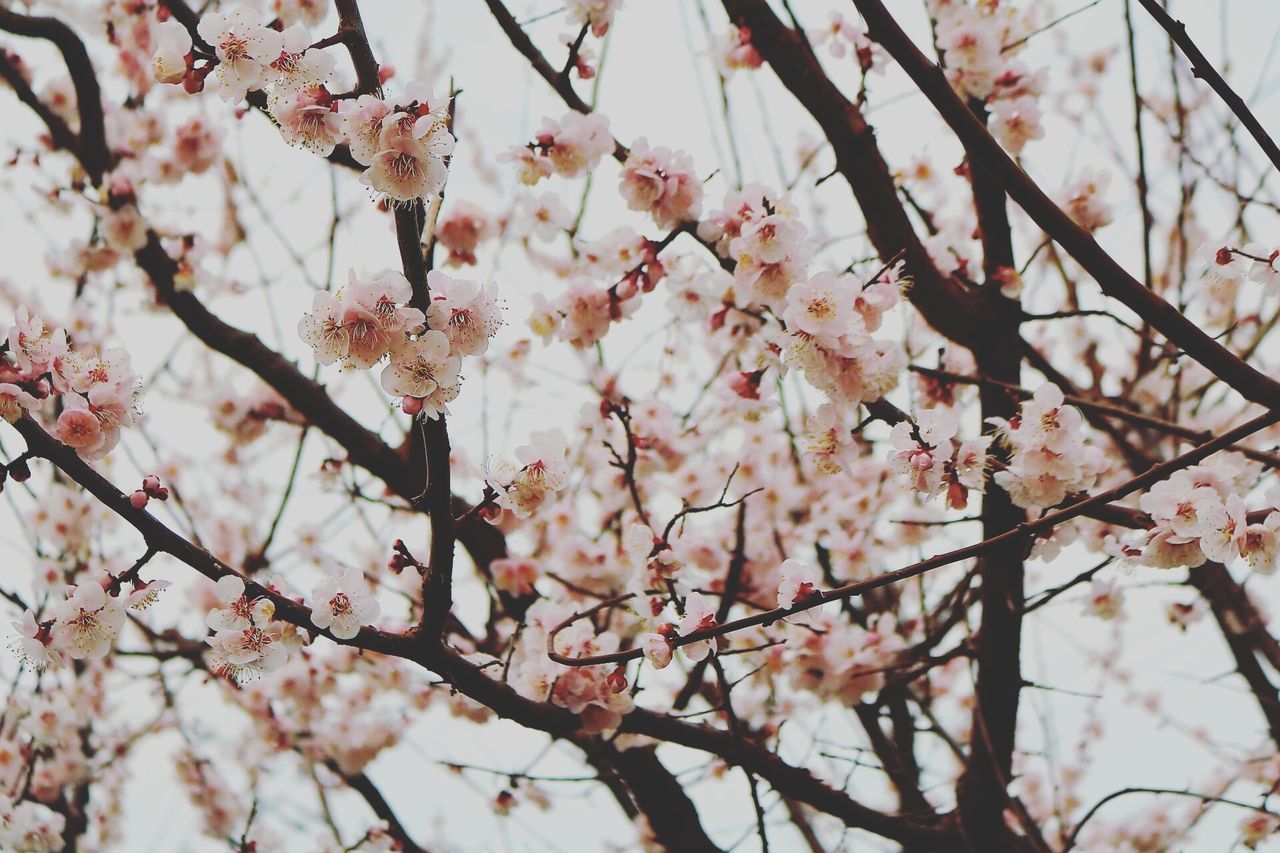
[
  {"left": 0, "top": 6, "right": 110, "bottom": 182},
  {"left": 332, "top": 0, "right": 383, "bottom": 97},
  {"left": 324, "top": 762, "right": 425, "bottom": 853}
]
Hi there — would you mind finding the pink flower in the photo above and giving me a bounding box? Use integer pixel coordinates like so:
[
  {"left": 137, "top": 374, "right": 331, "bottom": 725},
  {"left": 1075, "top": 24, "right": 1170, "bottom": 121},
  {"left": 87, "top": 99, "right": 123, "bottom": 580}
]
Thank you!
[
  {"left": 271, "top": 85, "right": 342, "bottom": 156},
  {"left": 492, "top": 558, "right": 539, "bottom": 597},
  {"left": 53, "top": 581, "right": 126, "bottom": 660},
  {"left": 783, "top": 272, "right": 857, "bottom": 341},
  {"left": 8, "top": 307, "right": 65, "bottom": 378},
  {"left": 172, "top": 115, "right": 222, "bottom": 174},
  {"left": 715, "top": 26, "right": 763, "bottom": 73},
  {"left": 565, "top": 0, "right": 623, "bottom": 37},
  {"left": 641, "top": 632, "right": 673, "bottom": 669},
  {"left": 618, "top": 138, "right": 703, "bottom": 229},
  {"left": 340, "top": 95, "right": 392, "bottom": 166},
  {"left": 11, "top": 610, "right": 62, "bottom": 670},
  {"left": 55, "top": 396, "right": 106, "bottom": 458},
  {"left": 436, "top": 202, "right": 497, "bottom": 266},
  {"left": 426, "top": 271, "right": 503, "bottom": 357},
  {"left": 362, "top": 130, "right": 451, "bottom": 203},
  {"left": 488, "top": 429, "right": 571, "bottom": 518},
  {"left": 266, "top": 24, "right": 334, "bottom": 93}
]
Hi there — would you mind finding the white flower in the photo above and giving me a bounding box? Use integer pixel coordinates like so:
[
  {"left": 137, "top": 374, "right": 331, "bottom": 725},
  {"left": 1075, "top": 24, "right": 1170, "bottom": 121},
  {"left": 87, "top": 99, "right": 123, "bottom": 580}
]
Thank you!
[
  {"left": 152, "top": 19, "right": 192, "bottom": 84},
  {"left": 677, "top": 592, "right": 717, "bottom": 662},
  {"left": 197, "top": 7, "right": 284, "bottom": 101},
  {"left": 52, "top": 581, "right": 125, "bottom": 660},
  {"left": 380, "top": 330, "right": 462, "bottom": 418},
  {"left": 206, "top": 597, "right": 288, "bottom": 683},
  {"left": 777, "top": 559, "right": 822, "bottom": 610},
  {"left": 309, "top": 570, "right": 381, "bottom": 640},
  {"left": 206, "top": 575, "right": 252, "bottom": 632},
  {"left": 10, "top": 611, "right": 61, "bottom": 670}
]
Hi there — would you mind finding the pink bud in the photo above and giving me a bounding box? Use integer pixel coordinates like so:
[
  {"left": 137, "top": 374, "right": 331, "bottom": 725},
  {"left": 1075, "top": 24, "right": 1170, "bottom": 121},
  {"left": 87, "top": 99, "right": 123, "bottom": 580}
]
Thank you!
[
  {"left": 402, "top": 396, "right": 424, "bottom": 416},
  {"left": 130, "top": 490, "right": 149, "bottom": 510},
  {"left": 142, "top": 474, "right": 161, "bottom": 493},
  {"left": 182, "top": 67, "right": 206, "bottom": 95},
  {"left": 615, "top": 277, "right": 638, "bottom": 302}
]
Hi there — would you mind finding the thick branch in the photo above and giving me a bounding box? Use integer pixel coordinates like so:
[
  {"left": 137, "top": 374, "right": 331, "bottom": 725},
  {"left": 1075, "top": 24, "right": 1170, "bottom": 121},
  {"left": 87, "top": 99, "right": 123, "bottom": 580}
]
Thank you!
[{"left": 0, "top": 7, "right": 109, "bottom": 182}]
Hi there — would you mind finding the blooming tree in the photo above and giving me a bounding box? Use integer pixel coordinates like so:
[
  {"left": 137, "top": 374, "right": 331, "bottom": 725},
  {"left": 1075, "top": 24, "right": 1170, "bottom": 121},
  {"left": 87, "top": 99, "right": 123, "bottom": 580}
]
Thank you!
[{"left": 2, "top": 0, "right": 1280, "bottom": 849}]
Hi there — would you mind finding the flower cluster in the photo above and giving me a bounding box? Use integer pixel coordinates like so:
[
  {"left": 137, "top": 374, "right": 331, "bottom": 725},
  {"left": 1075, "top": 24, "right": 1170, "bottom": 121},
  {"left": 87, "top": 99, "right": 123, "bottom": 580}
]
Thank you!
[
  {"left": 889, "top": 407, "right": 992, "bottom": 508},
  {"left": 299, "top": 268, "right": 500, "bottom": 418},
  {"left": 299, "top": 269, "right": 424, "bottom": 370},
  {"left": 502, "top": 112, "right": 613, "bottom": 184},
  {"left": 156, "top": 10, "right": 455, "bottom": 203},
  {"left": 13, "top": 566, "right": 169, "bottom": 670},
  {"left": 782, "top": 270, "right": 906, "bottom": 409},
  {"left": 790, "top": 612, "right": 906, "bottom": 705},
  {"left": 2, "top": 308, "right": 142, "bottom": 460},
  {"left": 1136, "top": 457, "right": 1280, "bottom": 571},
  {"left": 618, "top": 138, "right": 703, "bottom": 229},
  {"left": 991, "top": 384, "right": 1103, "bottom": 510},
  {"left": 527, "top": 231, "right": 667, "bottom": 348},
  {"left": 486, "top": 429, "right": 572, "bottom": 518},
  {"left": 931, "top": 0, "right": 1047, "bottom": 154},
  {"left": 205, "top": 576, "right": 292, "bottom": 683},
  {"left": 0, "top": 795, "right": 65, "bottom": 853},
  {"left": 513, "top": 601, "right": 634, "bottom": 734},
  {"left": 344, "top": 86, "right": 456, "bottom": 203}
]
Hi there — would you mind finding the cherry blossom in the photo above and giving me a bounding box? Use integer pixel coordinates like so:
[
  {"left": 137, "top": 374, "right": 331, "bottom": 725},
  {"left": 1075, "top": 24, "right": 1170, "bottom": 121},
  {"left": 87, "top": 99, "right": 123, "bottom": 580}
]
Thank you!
[
  {"left": 151, "top": 18, "right": 193, "bottom": 84},
  {"left": 309, "top": 569, "right": 381, "bottom": 640},
  {"left": 52, "top": 581, "right": 125, "bottom": 660},
  {"left": 380, "top": 330, "right": 461, "bottom": 418},
  {"left": 618, "top": 138, "right": 703, "bottom": 228},
  {"left": 777, "top": 559, "right": 822, "bottom": 610},
  {"left": 425, "top": 270, "right": 504, "bottom": 357},
  {"left": 197, "top": 7, "right": 285, "bottom": 101},
  {"left": 271, "top": 84, "right": 343, "bottom": 155},
  {"left": 488, "top": 429, "right": 571, "bottom": 518},
  {"left": 565, "top": 0, "right": 624, "bottom": 37}
]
